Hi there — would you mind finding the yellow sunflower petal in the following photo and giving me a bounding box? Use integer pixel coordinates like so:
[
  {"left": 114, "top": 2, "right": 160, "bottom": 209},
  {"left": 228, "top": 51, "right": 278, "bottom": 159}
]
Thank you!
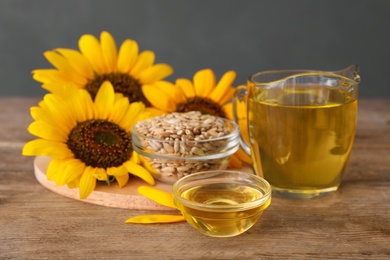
[
  {"left": 123, "top": 161, "right": 155, "bottom": 185},
  {"left": 209, "top": 70, "right": 236, "bottom": 103},
  {"left": 55, "top": 159, "right": 85, "bottom": 186},
  {"left": 107, "top": 166, "right": 129, "bottom": 188},
  {"left": 79, "top": 166, "right": 97, "bottom": 199},
  {"left": 125, "top": 215, "right": 185, "bottom": 224},
  {"left": 32, "top": 69, "right": 70, "bottom": 84},
  {"left": 43, "top": 51, "right": 87, "bottom": 85},
  {"left": 138, "top": 186, "right": 176, "bottom": 209},
  {"left": 79, "top": 34, "right": 106, "bottom": 74},
  {"left": 68, "top": 87, "right": 94, "bottom": 122},
  {"left": 67, "top": 177, "right": 80, "bottom": 189},
  {"left": 115, "top": 173, "right": 129, "bottom": 188},
  {"left": 235, "top": 148, "right": 252, "bottom": 164},
  {"left": 27, "top": 121, "right": 68, "bottom": 142},
  {"left": 228, "top": 154, "right": 243, "bottom": 169},
  {"left": 100, "top": 31, "right": 117, "bottom": 73},
  {"left": 22, "top": 139, "right": 71, "bottom": 159},
  {"left": 155, "top": 81, "right": 186, "bottom": 105},
  {"left": 137, "top": 64, "right": 173, "bottom": 84},
  {"left": 131, "top": 151, "right": 141, "bottom": 164},
  {"left": 94, "top": 81, "right": 115, "bottom": 119},
  {"left": 143, "top": 107, "right": 166, "bottom": 117},
  {"left": 30, "top": 105, "right": 56, "bottom": 124},
  {"left": 56, "top": 48, "right": 94, "bottom": 79},
  {"left": 117, "top": 39, "right": 139, "bottom": 73},
  {"left": 239, "top": 118, "right": 250, "bottom": 144},
  {"left": 43, "top": 94, "right": 75, "bottom": 131},
  {"left": 108, "top": 97, "right": 129, "bottom": 123},
  {"left": 120, "top": 101, "right": 146, "bottom": 130},
  {"left": 142, "top": 83, "right": 178, "bottom": 112},
  {"left": 92, "top": 167, "right": 108, "bottom": 181},
  {"left": 176, "top": 78, "right": 195, "bottom": 98},
  {"left": 193, "top": 69, "right": 216, "bottom": 97},
  {"left": 41, "top": 83, "right": 67, "bottom": 96},
  {"left": 219, "top": 87, "right": 236, "bottom": 106},
  {"left": 130, "top": 51, "right": 155, "bottom": 78},
  {"left": 46, "top": 158, "right": 63, "bottom": 181},
  {"left": 222, "top": 102, "right": 234, "bottom": 121},
  {"left": 79, "top": 88, "right": 95, "bottom": 120}
]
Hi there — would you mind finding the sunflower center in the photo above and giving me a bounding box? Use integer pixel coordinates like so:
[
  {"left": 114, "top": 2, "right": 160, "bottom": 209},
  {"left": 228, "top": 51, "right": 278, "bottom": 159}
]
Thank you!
[
  {"left": 176, "top": 97, "right": 226, "bottom": 118},
  {"left": 66, "top": 119, "right": 133, "bottom": 168},
  {"left": 85, "top": 72, "right": 151, "bottom": 106}
]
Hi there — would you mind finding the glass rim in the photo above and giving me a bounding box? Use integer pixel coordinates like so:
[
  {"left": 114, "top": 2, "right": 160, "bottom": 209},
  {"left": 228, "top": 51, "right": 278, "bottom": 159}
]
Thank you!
[
  {"left": 132, "top": 117, "right": 240, "bottom": 144},
  {"left": 248, "top": 70, "right": 359, "bottom": 86}
]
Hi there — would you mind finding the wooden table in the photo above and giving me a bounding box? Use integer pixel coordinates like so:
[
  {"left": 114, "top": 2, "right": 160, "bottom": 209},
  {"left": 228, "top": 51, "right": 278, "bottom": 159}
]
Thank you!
[{"left": 1, "top": 97, "right": 389, "bottom": 259}]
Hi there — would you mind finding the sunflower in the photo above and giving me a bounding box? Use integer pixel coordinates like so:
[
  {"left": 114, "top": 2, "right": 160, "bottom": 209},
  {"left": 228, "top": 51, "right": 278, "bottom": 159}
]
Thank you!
[
  {"left": 22, "top": 81, "right": 155, "bottom": 199},
  {"left": 142, "top": 68, "right": 252, "bottom": 168},
  {"left": 32, "top": 31, "right": 173, "bottom": 107}
]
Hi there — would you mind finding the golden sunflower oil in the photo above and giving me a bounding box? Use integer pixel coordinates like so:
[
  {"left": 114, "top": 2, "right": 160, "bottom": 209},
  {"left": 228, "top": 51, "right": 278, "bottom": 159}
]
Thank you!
[
  {"left": 248, "top": 88, "right": 357, "bottom": 197},
  {"left": 177, "top": 183, "right": 271, "bottom": 237}
]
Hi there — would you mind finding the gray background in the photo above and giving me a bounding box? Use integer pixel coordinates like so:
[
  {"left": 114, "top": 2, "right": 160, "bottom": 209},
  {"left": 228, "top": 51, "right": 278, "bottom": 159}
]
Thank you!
[{"left": 1, "top": 0, "right": 389, "bottom": 97}]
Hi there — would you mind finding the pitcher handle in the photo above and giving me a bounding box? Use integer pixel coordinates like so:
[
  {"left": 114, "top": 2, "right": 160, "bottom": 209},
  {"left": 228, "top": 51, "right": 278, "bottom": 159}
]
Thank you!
[{"left": 233, "top": 85, "right": 251, "bottom": 156}]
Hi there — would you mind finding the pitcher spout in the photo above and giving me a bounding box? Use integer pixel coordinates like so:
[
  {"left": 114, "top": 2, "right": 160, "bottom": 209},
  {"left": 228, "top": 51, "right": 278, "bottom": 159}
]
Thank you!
[{"left": 334, "top": 64, "right": 361, "bottom": 83}]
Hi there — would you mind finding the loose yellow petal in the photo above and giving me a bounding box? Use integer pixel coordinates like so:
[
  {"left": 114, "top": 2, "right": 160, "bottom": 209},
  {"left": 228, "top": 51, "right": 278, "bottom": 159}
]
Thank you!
[
  {"left": 125, "top": 215, "right": 185, "bottom": 224},
  {"left": 138, "top": 186, "right": 176, "bottom": 209},
  {"left": 193, "top": 69, "right": 216, "bottom": 97},
  {"left": 117, "top": 39, "right": 139, "bottom": 73},
  {"left": 100, "top": 31, "right": 117, "bottom": 73},
  {"left": 137, "top": 64, "right": 173, "bottom": 84},
  {"left": 124, "top": 161, "right": 155, "bottom": 185},
  {"left": 79, "top": 166, "right": 97, "bottom": 199},
  {"left": 79, "top": 34, "right": 106, "bottom": 74}
]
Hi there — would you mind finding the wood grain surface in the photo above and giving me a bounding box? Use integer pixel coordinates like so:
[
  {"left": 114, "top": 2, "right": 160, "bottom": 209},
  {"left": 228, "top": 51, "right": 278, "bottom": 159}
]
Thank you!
[{"left": 0, "top": 97, "right": 389, "bottom": 259}]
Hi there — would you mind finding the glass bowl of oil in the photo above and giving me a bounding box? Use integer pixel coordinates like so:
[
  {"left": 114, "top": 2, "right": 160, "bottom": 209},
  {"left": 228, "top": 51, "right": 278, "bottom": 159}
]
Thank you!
[{"left": 172, "top": 170, "right": 271, "bottom": 237}]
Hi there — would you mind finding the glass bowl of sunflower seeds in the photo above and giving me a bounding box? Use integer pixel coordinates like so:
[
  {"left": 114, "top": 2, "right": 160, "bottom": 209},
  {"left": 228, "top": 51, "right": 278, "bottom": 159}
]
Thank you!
[{"left": 132, "top": 111, "right": 240, "bottom": 184}]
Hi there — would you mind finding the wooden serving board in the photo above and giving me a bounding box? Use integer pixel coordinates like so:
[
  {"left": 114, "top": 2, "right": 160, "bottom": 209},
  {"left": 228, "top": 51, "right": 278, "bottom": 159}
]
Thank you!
[{"left": 34, "top": 156, "right": 175, "bottom": 211}]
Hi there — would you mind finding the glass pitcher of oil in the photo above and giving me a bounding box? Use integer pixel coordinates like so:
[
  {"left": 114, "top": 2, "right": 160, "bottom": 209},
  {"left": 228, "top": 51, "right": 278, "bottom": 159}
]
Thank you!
[{"left": 234, "top": 65, "right": 360, "bottom": 199}]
